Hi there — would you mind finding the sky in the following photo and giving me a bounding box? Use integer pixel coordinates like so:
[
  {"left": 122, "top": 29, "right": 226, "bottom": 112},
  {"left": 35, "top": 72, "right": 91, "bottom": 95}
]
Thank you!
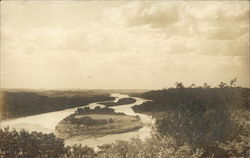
[{"left": 0, "top": 1, "right": 249, "bottom": 89}]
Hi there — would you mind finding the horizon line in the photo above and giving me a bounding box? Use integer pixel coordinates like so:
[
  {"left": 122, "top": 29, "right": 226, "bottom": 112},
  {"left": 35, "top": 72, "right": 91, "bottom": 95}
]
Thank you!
[{"left": 0, "top": 88, "right": 154, "bottom": 91}]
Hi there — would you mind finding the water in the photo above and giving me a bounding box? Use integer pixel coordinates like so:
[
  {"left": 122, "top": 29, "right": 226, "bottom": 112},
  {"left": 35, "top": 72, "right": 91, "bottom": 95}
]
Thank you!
[{"left": 0, "top": 93, "right": 154, "bottom": 149}]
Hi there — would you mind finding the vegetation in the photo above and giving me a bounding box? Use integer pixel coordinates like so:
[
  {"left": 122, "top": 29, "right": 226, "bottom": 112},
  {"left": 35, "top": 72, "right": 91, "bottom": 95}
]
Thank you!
[
  {"left": 0, "top": 127, "right": 67, "bottom": 158},
  {"left": 97, "top": 135, "right": 204, "bottom": 158},
  {"left": 2, "top": 127, "right": 202, "bottom": 158},
  {"left": 99, "top": 98, "right": 136, "bottom": 107},
  {"left": 66, "top": 116, "right": 113, "bottom": 126},
  {"left": 74, "top": 106, "right": 125, "bottom": 115},
  {"left": 1, "top": 90, "right": 114, "bottom": 120},
  {"left": 0, "top": 127, "right": 203, "bottom": 158},
  {"left": 55, "top": 107, "right": 143, "bottom": 139},
  {"left": 0, "top": 127, "right": 96, "bottom": 158},
  {"left": 132, "top": 79, "right": 249, "bottom": 158},
  {"left": 1, "top": 79, "right": 249, "bottom": 158}
]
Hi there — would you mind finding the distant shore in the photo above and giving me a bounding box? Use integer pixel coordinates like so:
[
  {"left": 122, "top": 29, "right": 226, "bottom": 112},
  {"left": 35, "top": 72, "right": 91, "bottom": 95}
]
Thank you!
[{"left": 0, "top": 90, "right": 115, "bottom": 120}]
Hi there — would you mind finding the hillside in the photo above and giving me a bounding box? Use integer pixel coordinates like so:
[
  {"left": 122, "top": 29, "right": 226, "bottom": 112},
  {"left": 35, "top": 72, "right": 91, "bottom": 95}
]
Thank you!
[
  {"left": 132, "top": 86, "right": 250, "bottom": 158},
  {"left": 0, "top": 90, "right": 114, "bottom": 120}
]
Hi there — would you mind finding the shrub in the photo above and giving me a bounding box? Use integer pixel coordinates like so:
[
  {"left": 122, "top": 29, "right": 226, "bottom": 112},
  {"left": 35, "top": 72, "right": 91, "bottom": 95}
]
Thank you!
[
  {"left": 0, "top": 127, "right": 67, "bottom": 158},
  {"left": 97, "top": 136, "right": 203, "bottom": 158}
]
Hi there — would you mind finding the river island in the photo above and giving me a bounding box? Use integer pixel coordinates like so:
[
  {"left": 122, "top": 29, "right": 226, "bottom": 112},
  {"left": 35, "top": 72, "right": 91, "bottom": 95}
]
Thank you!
[{"left": 55, "top": 106, "right": 143, "bottom": 139}]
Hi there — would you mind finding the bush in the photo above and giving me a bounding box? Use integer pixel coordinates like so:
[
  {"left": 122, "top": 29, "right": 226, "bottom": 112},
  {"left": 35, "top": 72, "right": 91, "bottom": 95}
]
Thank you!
[
  {"left": 67, "top": 144, "right": 95, "bottom": 158},
  {"left": 97, "top": 136, "right": 203, "bottom": 158},
  {"left": 0, "top": 127, "right": 67, "bottom": 158},
  {"left": 0, "top": 127, "right": 97, "bottom": 158},
  {"left": 131, "top": 85, "right": 249, "bottom": 158},
  {"left": 95, "top": 106, "right": 101, "bottom": 110}
]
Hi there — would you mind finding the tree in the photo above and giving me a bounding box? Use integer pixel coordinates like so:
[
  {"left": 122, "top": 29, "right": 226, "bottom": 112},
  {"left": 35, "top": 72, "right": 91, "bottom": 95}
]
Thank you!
[
  {"left": 218, "top": 82, "right": 228, "bottom": 88},
  {"left": 97, "top": 136, "right": 201, "bottom": 158},
  {"left": 203, "top": 83, "right": 211, "bottom": 89},
  {"left": 84, "top": 107, "right": 90, "bottom": 110},
  {"left": 69, "top": 144, "right": 95, "bottom": 158},
  {"left": 95, "top": 106, "right": 101, "bottom": 110},
  {"left": 189, "top": 84, "right": 196, "bottom": 88},
  {"left": 0, "top": 127, "right": 97, "bottom": 158},
  {"left": 230, "top": 78, "right": 237, "bottom": 87},
  {"left": 0, "top": 127, "right": 67, "bottom": 158},
  {"left": 175, "top": 82, "right": 185, "bottom": 88}
]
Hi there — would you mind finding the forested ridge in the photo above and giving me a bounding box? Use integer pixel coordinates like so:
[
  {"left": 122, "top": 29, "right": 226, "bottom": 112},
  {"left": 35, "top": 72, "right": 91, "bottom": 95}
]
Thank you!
[
  {"left": 0, "top": 91, "right": 114, "bottom": 120},
  {"left": 132, "top": 80, "right": 249, "bottom": 158}
]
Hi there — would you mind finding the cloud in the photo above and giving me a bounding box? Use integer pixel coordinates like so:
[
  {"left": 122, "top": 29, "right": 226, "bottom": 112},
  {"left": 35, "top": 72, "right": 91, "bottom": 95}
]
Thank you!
[
  {"left": 165, "top": 36, "right": 194, "bottom": 55},
  {"left": 1, "top": 1, "right": 249, "bottom": 89},
  {"left": 197, "top": 38, "right": 249, "bottom": 56},
  {"left": 103, "top": 1, "right": 249, "bottom": 57},
  {"left": 205, "top": 27, "right": 248, "bottom": 40},
  {"left": 59, "top": 28, "right": 93, "bottom": 52},
  {"left": 125, "top": 2, "right": 181, "bottom": 28},
  {"left": 187, "top": 1, "right": 249, "bottom": 40},
  {"left": 59, "top": 26, "right": 128, "bottom": 53},
  {"left": 104, "top": 2, "right": 184, "bottom": 28}
]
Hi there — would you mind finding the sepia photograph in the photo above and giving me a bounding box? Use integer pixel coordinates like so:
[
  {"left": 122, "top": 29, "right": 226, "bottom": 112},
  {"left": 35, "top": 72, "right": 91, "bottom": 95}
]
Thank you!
[{"left": 0, "top": 0, "right": 249, "bottom": 158}]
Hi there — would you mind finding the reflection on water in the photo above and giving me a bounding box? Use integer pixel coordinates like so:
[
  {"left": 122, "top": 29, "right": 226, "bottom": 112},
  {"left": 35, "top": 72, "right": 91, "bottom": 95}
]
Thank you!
[{"left": 0, "top": 93, "right": 155, "bottom": 149}]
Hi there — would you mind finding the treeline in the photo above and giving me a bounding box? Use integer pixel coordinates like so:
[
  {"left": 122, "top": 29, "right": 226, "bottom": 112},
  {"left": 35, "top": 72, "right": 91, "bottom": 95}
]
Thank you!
[
  {"left": 63, "top": 107, "right": 124, "bottom": 126},
  {"left": 1, "top": 91, "right": 114, "bottom": 120},
  {"left": 68, "top": 116, "right": 114, "bottom": 126},
  {"left": 99, "top": 98, "right": 136, "bottom": 107},
  {"left": 132, "top": 79, "right": 249, "bottom": 158},
  {"left": 75, "top": 106, "right": 125, "bottom": 115},
  {"left": 133, "top": 86, "right": 249, "bottom": 112}
]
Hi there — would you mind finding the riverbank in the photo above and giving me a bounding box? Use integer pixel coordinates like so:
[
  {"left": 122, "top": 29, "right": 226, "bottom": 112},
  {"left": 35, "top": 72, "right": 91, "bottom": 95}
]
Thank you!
[{"left": 1, "top": 93, "right": 155, "bottom": 150}]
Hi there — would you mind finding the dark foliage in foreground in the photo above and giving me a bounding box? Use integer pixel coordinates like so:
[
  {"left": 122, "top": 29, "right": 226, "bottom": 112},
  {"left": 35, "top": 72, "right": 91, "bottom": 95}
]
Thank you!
[
  {"left": 0, "top": 127, "right": 67, "bottom": 158},
  {"left": 132, "top": 81, "right": 250, "bottom": 158},
  {"left": 0, "top": 127, "right": 201, "bottom": 158},
  {"left": 97, "top": 136, "right": 202, "bottom": 158},
  {"left": 1, "top": 126, "right": 249, "bottom": 158},
  {"left": 1, "top": 91, "right": 114, "bottom": 120},
  {"left": 0, "top": 127, "right": 96, "bottom": 158}
]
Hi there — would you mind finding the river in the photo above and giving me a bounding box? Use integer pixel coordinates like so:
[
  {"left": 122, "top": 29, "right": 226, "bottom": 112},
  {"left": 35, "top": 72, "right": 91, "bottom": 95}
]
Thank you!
[{"left": 0, "top": 93, "right": 154, "bottom": 150}]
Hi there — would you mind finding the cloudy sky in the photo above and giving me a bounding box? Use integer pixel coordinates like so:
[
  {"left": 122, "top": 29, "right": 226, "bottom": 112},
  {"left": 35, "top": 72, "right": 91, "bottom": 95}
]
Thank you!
[{"left": 0, "top": 1, "right": 249, "bottom": 89}]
